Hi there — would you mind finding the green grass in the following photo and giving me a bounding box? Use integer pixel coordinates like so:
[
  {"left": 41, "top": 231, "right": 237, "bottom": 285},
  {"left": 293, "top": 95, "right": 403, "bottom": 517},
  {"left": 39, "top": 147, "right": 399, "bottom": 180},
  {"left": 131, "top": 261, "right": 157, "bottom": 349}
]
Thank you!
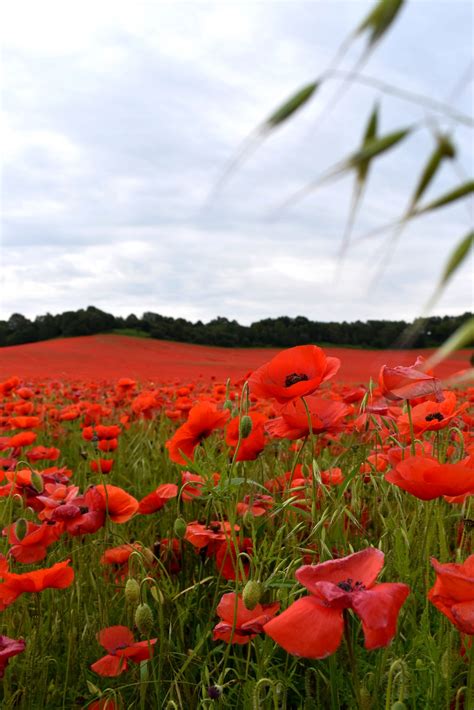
[{"left": 0, "top": 387, "right": 472, "bottom": 709}]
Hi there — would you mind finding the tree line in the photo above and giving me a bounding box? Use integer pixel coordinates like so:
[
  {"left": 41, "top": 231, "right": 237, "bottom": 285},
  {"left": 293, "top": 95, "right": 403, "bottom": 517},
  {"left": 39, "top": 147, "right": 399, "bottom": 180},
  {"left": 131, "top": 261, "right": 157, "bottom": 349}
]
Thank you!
[{"left": 1, "top": 307, "right": 472, "bottom": 350}]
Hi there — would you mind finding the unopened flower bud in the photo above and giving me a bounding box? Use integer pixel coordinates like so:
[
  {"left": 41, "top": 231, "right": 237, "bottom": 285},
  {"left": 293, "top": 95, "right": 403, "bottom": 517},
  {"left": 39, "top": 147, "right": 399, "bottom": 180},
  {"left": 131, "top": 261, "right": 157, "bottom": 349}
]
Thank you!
[
  {"left": 14, "top": 517, "right": 28, "bottom": 541},
  {"left": 239, "top": 415, "right": 253, "bottom": 439},
  {"left": 174, "top": 517, "right": 187, "bottom": 539},
  {"left": 391, "top": 703, "right": 407, "bottom": 710},
  {"left": 135, "top": 602, "right": 153, "bottom": 635},
  {"left": 242, "top": 580, "right": 262, "bottom": 610},
  {"left": 124, "top": 578, "right": 140, "bottom": 605},
  {"left": 223, "top": 399, "right": 233, "bottom": 412},
  {"left": 30, "top": 471, "right": 44, "bottom": 493}
]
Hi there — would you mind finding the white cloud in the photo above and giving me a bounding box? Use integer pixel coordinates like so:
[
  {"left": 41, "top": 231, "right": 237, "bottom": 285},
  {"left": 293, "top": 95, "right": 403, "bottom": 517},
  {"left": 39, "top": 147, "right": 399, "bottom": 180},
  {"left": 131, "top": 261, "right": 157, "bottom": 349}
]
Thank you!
[{"left": 0, "top": 0, "right": 472, "bottom": 325}]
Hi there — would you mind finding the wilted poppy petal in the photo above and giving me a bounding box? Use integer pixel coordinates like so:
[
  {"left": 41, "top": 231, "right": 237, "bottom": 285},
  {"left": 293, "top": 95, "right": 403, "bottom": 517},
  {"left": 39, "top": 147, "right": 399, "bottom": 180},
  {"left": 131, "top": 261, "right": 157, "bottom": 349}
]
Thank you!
[
  {"left": 264, "top": 596, "right": 343, "bottom": 659},
  {"left": 351, "top": 583, "right": 410, "bottom": 650}
]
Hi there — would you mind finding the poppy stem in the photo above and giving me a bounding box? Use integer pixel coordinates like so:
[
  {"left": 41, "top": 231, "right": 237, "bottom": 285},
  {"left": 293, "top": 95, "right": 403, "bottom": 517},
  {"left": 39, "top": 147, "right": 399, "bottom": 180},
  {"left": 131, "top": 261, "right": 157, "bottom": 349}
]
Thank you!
[
  {"left": 343, "top": 610, "right": 362, "bottom": 709},
  {"left": 406, "top": 401, "right": 416, "bottom": 456}
]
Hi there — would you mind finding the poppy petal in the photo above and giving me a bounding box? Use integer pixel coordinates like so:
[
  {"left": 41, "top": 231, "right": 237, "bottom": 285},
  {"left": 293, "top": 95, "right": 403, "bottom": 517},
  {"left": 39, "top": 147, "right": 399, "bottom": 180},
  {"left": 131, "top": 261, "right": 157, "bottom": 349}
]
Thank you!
[
  {"left": 296, "top": 548, "right": 385, "bottom": 593},
  {"left": 264, "top": 596, "right": 343, "bottom": 659},
  {"left": 351, "top": 583, "right": 410, "bottom": 650}
]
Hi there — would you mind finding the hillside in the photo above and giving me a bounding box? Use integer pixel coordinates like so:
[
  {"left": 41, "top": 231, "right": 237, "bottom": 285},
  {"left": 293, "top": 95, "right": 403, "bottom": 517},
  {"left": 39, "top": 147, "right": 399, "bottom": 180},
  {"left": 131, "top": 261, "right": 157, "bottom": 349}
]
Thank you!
[{"left": 0, "top": 334, "right": 471, "bottom": 384}]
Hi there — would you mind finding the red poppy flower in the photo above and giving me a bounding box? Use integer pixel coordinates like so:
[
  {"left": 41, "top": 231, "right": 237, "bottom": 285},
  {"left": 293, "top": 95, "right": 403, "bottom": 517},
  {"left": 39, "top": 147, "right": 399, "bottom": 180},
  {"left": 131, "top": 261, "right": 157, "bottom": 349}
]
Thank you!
[
  {"left": 266, "top": 397, "right": 350, "bottom": 440},
  {"left": 213, "top": 592, "right": 280, "bottom": 644},
  {"left": 0, "top": 635, "right": 26, "bottom": 678},
  {"left": 236, "top": 494, "right": 274, "bottom": 517},
  {"left": 0, "top": 559, "right": 74, "bottom": 610},
  {"left": 428, "top": 556, "right": 474, "bottom": 634},
  {"left": 8, "top": 416, "right": 41, "bottom": 429},
  {"left": 385, "top": 455, "right": 474, "bottom": 500},
  {"left": 4, "top": 521, "right": 62, "bottom": 564},
  {"left": 166, "top": 401, "right": 230, "bottom": 465},
  {"left": 90, "top": 458, "right": 114, "bottom": 474},
  {"left": 379, "top": 357, "right": 443, "bottom": 402},
  {"left": 94, "top": 484, "right": 139, "bottom": 523},
  {"left": 396, "top": 391, "right": 468, "bottom": 437},
  {"left": 9, "top": 431, "right": 37, "bottom": 448},
  {"left": 215, "top": 537, "right": 253, "bottom": 580},
  {"left": 249, "top": 345, "right": 340, "bottom": 403},
  {"left": 26, "top": 446, "right": 60, "bottom": 462},
  {"left": 264, "top": 548, "right": 409, "bottom": 658},
  {"left": 185, "top": 521, "right": 238, "bottom": 556},
  {"left": 138, "top": 483, "right": 178, "bottom": 514},
  {"left": 91, "top": 626, "right": 157, "bottom": 677}
]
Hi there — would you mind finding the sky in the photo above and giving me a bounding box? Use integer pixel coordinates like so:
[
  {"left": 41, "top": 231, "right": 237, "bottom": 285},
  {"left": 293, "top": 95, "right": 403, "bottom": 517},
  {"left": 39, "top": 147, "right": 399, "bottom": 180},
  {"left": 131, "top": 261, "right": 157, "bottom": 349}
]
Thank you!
[{"left": 1, "top": 0, "right": 473, "bottom": 326}]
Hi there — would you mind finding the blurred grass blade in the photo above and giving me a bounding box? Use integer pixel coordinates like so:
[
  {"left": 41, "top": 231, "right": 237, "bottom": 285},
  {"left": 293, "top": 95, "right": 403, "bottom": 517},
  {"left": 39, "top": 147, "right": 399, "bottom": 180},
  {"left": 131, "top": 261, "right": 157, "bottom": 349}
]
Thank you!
[
  {"left": 424, "top": 231, "right": 474, "bottom": 314},
  {"left": 265, "top": 82, "right": 319, "bottom": 128},
  {"left": 410, "top": 135, "right": 456, "bottom": 208},
  {"left": 413, "top": 181, "right": 474, "bottom": 215},
  {"left": 347, "top": 127, "right": 412, "bottom": 168},
  {"left": 439, "top": 231, "right": 473, "bottom": 287},
  {"left": 423, "top": 317, "right": 474, "bottom": 371},
  {"left": 356, "top": 0, "right": 406, "bottom": 48},
  {"left": 273, "top": 125, "right": 411, "bottom": 216}
]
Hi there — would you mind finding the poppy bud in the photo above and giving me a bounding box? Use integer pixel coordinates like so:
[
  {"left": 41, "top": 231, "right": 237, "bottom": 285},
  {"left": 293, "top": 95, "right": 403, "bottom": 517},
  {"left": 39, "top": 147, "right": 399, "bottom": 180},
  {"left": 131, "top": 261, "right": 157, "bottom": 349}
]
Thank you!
[
  {"left": 14, "top": 518, "right": 28, "bottom": 541},
  {"left": 242, "top": 580, "right": 262, "bottom": 610},
  {"left": 124, "top": 578, "right": 140, "bottom": 605},
  {"left": 359, "top": 687, "right": 372, "bottom": 710},
  {"left": 239, "top": 415, "right": 253, "bottom": 439},
  {"left": 135, "top": 602, "right": 153, "bottom": 635},
  {"left": 30, "top": 471, "right": 44, "bottom": 493},
  {"left": 223, "top": 399, "right": 233, "bottom": 412},
  {"left": 174, "top": 517, "right": 187, "bottom": 539},
  {"left": 391, "top": 703, "right": 407, "bottom": 710}
]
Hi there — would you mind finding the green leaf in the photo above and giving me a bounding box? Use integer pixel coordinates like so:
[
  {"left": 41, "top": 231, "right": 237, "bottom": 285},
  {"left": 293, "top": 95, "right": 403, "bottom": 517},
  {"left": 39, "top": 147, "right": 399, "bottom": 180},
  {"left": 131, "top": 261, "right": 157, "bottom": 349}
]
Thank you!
[
  {"left": 356, "top": 0, "right": 406, "bottom": 47},
  {"left": 439, "top": 231, "right": 474, "bottom": 287},
  {"left": 265, "top": 82, "right": 319, "bottom": 128},
  {"left": 414, "top": 181, "right": 474, "bottom": 215}
]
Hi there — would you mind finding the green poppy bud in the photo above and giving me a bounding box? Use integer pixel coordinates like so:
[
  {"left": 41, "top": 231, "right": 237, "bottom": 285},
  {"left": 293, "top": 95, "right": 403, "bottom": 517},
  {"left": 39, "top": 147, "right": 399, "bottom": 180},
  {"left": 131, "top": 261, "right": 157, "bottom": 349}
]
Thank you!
[
  {"left": 30, "top": 471, "right": 44, "bottom": 493},
  {"left": 14, "top": 517, "right": 28, "bottom": 541},
  {"left": 391, "top": 703, "right": 407, "bottom": 710},
  {"left": 239, "top": 415, "right": 253, "bottom": 439},
  {"left": 124, "top": 578, "right": 140, "bottom": 605},
  {"left": 242, "top": 580, "right": 262, "bottom": 610},
  {"left": 174, "top": 517, "right": 187, "bottom": 539},
  {"left": 135, "top": 603, "right": 153, "bottom": 635}
]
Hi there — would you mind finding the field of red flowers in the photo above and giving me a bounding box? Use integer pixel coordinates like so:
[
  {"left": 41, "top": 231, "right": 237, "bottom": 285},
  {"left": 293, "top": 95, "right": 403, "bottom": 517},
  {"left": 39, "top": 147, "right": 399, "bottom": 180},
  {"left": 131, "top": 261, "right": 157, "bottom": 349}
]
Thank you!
[
  {"left": 0, "top": 334, "right": 471, "bottom": 383},
  {"left": 0, "top": 341, "right": 473, "bottom": 709}
]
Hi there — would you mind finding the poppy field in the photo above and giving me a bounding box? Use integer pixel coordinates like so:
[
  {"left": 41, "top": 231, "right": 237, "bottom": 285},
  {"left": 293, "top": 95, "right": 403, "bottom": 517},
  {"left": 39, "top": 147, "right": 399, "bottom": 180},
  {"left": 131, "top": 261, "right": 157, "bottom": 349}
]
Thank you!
[{"left": 0, "top": 340, "right": 473, "bottom": 709}]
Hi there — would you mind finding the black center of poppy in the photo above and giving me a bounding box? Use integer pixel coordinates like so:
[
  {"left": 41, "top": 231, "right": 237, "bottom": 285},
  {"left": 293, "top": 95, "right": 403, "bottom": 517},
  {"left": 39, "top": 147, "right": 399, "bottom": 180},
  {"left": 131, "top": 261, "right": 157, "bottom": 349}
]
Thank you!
[
  {"left": 337, "top": 578, "right": 366, "bottom": 592},
  {"left": 208, "top": 523, "right": 221, "bottom": 533},
  {"left": 425, "top": 412, "right": 444, "bottom": 422},
  {"left": 285, "top": 372, "right": 309, "bottom": 388}
]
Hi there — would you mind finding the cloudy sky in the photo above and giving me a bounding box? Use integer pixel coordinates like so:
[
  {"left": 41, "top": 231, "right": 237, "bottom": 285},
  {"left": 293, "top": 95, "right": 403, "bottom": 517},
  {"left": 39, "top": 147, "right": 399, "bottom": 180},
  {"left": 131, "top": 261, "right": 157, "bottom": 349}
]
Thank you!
[{"left": 1, "top": 0, "right": 473, "bottom": 325}]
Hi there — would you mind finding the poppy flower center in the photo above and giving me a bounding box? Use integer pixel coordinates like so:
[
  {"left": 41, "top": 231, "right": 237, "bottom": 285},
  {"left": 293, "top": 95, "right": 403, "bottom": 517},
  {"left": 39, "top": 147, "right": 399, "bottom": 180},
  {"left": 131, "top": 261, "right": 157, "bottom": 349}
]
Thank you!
[
  {"left": 284, "top": 373, "right": 309, "bottom": 388},
  {"left": 337, "top": 578, "right": 366, "bottom": 592},
  {"left": 425, "top": 412, "right": 444, "bottom": 422},
  {"left": 208, "top": 523, "right": 221, "bottom": 533}
]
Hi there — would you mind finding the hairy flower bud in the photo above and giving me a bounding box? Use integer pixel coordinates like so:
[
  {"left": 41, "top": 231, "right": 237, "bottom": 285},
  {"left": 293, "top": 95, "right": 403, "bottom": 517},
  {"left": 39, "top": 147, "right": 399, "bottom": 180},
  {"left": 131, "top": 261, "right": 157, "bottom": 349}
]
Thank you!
[
  {"left": 135, "top": 603, "right": 153, "bottom": 635},
  {"left": 14, "top": 517, "right": 28, "bottom": 542},
  {"left": 30, "top": 471, "right": 44, "bottom": 493},
  {"left": 242, "top": 580, "right": 262, "bottom": 610},
  {"left": 124, "top": 578, "right": 140, "bottom": 605},
  {"left": 174, "top": 517, "right": 187, "bottom": 539},
  {"left": 239, "top": 415, "right": 253, "bottom": 439}
]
